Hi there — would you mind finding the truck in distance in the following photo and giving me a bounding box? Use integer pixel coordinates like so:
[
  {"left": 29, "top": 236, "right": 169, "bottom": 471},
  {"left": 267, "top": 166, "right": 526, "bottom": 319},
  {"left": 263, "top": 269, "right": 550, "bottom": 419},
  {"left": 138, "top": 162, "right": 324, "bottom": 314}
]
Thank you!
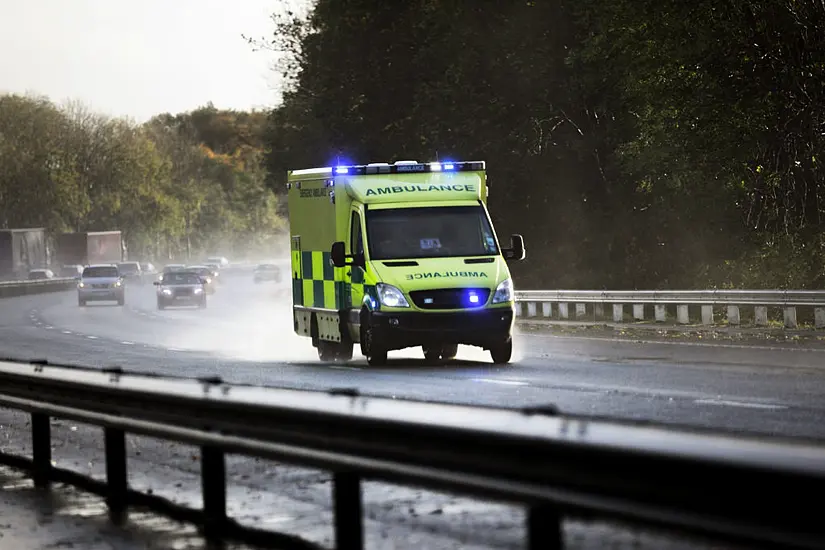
[{"left": 286, "top": 160, "right": 525, "bottom": 366}]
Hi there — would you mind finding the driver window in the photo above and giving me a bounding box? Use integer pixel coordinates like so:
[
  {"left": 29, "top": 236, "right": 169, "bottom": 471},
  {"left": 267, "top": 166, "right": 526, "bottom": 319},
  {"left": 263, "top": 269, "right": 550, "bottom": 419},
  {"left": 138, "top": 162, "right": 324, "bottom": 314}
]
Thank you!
[{"left": 350, "top": 211, "right": 364, "bottom": 255}]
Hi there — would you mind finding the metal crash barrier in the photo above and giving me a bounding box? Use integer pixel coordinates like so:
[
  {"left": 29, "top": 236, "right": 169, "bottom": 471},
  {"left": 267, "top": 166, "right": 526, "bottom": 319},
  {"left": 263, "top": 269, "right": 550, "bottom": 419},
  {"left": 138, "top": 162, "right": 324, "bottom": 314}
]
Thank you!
[
  {"left": 0, "top": 359, "right": 822, "bottom": 549},
  {"left": 0, "top": 278, "right": 77, "bottom": 298},
  {"left": 515, "top": 289, "right": 825, "bottom": 328}
]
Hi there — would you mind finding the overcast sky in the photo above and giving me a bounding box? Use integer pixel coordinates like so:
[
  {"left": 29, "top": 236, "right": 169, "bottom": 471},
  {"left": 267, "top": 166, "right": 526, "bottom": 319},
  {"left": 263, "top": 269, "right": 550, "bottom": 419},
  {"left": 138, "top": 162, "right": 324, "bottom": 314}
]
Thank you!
[{"left": 0, "top": 0, "right": 301, "bottom": 121}]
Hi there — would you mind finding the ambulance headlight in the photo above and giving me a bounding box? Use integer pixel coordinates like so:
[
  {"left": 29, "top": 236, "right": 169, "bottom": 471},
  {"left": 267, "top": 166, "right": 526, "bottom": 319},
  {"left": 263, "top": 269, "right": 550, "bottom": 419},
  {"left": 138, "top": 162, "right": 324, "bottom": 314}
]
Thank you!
[
  {"left": 376, "top": 283, "right": 410, "bottom": 308},
  {"left": 491, "top": 278, "right": 513, "bottom": 304}
]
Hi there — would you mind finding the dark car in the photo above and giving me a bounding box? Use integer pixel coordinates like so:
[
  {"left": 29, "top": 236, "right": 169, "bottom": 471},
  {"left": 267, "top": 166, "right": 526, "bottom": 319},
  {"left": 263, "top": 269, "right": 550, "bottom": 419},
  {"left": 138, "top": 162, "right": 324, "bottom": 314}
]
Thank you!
[
  {"left": 154, "top": 270, "right": 207, "bottom": 310},
  {"left": 253, "top": 263, "right": 281, "bottom": 283},
  {"left": 186, "top": 265, "right": 217, "bottom": 294}
]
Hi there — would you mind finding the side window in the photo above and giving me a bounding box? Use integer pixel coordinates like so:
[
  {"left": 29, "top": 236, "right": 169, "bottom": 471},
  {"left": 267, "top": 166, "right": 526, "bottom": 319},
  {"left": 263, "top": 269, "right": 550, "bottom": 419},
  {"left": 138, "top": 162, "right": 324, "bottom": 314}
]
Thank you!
[{"left": 350, "top": 211, "right": 364, "bottom": 255}]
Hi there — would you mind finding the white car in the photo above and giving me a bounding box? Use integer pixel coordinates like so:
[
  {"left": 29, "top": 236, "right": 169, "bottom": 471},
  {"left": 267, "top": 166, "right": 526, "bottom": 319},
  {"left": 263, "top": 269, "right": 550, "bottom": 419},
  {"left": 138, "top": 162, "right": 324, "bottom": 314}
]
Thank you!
[{"left": 77, "top": 264, "right": 125, "bottom": 307}]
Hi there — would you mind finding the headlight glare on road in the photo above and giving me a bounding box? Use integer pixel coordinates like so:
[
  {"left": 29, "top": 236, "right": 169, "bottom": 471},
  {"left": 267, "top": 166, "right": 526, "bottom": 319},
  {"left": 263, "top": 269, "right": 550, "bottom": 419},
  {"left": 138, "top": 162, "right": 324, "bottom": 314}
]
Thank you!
[
  {"left": 376, "top": 283, "right": 409, "bottom": 308},
  {"left": 194, "top": 287, "right": 203, "bottom": 294},
  {"left": 162, "top": 289, "right": 172, "bottom": 295},
  {"left": 491, "top": 278, "right": 513, "bottom": 304}
]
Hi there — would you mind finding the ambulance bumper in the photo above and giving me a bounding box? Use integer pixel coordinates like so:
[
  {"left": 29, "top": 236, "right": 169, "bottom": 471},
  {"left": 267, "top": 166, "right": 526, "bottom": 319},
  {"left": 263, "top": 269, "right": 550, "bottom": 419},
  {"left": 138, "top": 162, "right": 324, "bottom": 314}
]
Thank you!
[{"left": 369, "top": 306, "right": 514, "bottom": 349}]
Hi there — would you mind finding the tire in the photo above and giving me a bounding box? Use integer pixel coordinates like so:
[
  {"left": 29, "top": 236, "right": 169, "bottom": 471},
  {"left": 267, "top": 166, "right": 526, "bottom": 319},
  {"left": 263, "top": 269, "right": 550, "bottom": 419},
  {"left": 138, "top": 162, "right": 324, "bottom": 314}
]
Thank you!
[
  {"left": 117, "top": 295, "right": 125, "bottom": 306},
  {"left": 78, "top": 297, "right": 86, "bottom": 307},
  {"left": 198, "top": 297, "right": 207, "bottom": 309},
  {"left": 157, "top": 299, "right": 165, "bottom": 310},
  {"left": 490, "top": 339, "right": 513, "bottom": 364},
  {"left": 336, "top": 341, "right": 354, "bottom": 362},
  {"left": 360, "top": 309, "right": 387, "bottom": 366},
  {"left": 423, "top": 346, "right": 445, "bottom": 365},
  {"left": 441, "top": 344, "right": 458, "bottom": 360}
]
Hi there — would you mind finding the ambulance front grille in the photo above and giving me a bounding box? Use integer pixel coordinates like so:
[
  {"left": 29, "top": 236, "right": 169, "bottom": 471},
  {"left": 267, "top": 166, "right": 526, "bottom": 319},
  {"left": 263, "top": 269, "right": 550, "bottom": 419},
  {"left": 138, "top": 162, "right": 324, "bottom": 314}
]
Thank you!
[{"left": 409, "top": 288, "right": 490, "bottom": 310}]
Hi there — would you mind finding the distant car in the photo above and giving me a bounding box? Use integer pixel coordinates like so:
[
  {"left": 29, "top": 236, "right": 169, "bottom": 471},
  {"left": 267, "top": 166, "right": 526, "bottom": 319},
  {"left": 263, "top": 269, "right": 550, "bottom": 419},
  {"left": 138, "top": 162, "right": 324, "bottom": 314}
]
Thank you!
[
  {"left": 28, "top": 268, "right": 54, "bottom": 280},
  {"left": 58, "top": 265, "right": 84, "bottom": 278},
  {"left": 205, "top": 256, "right": 229, "bottom": 267},
  {"left": 253, "top": 263, "right": 281, "bottom": 283},
  {"left": 140, "top": 262, "right": 158, "bottom": 277},
  {"left": 159, "top": 264, "right": 186, "bottom": 282},
  {"left": 117, "top": 261, "right": 143, "bottom": 284},
  {"left": 203, "top": 263, "right": 221, "bottom": 283},
  {"left": 154, "top": 270, "right": 207, "bottom": 310},
  {"left": 77, "top": 264, "right": 124, "bottom": 306},
  {"left": 186, "top": 265, "right": 217, "bottom": 294}
]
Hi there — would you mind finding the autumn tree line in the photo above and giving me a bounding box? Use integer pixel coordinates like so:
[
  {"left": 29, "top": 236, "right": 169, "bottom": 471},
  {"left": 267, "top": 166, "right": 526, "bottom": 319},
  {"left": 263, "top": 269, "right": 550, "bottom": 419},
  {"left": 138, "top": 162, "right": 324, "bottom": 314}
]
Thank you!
[
  {"left": 261, "top": 0, "right": 825, "bottom": 289},
  {"left": 0, "top": 95, "right": 284, "bottom": 263}
]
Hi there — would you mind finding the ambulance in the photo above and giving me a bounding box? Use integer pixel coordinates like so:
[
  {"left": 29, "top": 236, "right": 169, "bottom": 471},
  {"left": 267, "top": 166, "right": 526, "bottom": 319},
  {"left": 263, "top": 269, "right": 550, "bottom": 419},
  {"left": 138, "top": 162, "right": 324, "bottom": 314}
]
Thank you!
[{"left": 286, "top": 160, "right": 526, "bottom": 365}]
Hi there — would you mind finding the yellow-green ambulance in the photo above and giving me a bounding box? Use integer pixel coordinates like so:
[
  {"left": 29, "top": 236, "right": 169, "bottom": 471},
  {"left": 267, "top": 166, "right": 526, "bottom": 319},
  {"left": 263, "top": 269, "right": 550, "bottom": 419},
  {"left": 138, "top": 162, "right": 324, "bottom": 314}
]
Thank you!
[{"left": 286, "top": 160, "right": 525, "bottom": 366}]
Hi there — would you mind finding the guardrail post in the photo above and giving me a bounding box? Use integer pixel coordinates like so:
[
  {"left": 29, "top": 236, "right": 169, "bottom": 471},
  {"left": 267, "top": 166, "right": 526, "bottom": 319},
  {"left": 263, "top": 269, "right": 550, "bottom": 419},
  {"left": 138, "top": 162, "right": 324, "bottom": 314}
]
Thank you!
[
  {"left": 701, "top": 305, "right": 714, "bottom": 325},
  {"left": 632, "top": 304, "right": 644, "bottom": 321},
  {"left": 527, "top": 503, "right": 562, "bottom": 550},
  {"left": 515, "top": 302, "right": 523, "bottom": 317},
  {"left": 676, "top": 305, "right": 689, "bottom": 324},
  {"left": 755, "top": 306, "right": 768, "bottom": 326},
  {"left": 594, "top": 303, "right": 604, "bottom": 319},
  {"left": 558, "top": 303, "right": 569, "bottom": 319},
  {"left": 575, "top": 303, "right": 586, "bottom": 319},
  {"left": 31, "top": 413, "right": 51, "bottom": 488},
  {"left": 201, "top": 446, "right": 226, "bottom": 541},
  {"left": 727, "top": 305, "right": 740, "bottom": 326},
  {"left": 333, "top": 472, "right": 363, "bottom": 550},
  {"left": 612, "top": 304, "right": 623, "bottom": 322},
  {"left": 816, "top": 307, "right": 825, "bottom": 329},
  {"left": 784, "top": 307, "right": 798, "bottom": 328},
  {"left": 527, "top": 302, "right": 537, "bottom": 317},
  {"left": 541, "top": 302, "right": 552, "bottom": 317},
  {"left": 654, "top": 304, "right": 666, "bottom": 323},
  {"left": 104, "top": 427, "right": 128, "bottom": 523}
]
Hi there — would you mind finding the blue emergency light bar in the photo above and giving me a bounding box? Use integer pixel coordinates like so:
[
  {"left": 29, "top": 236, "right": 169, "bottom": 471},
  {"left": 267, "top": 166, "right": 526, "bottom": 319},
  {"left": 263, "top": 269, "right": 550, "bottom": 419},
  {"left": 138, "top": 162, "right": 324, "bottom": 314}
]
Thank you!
[{"left": 333, "top": 161, "right": 485, "bottom": 176}]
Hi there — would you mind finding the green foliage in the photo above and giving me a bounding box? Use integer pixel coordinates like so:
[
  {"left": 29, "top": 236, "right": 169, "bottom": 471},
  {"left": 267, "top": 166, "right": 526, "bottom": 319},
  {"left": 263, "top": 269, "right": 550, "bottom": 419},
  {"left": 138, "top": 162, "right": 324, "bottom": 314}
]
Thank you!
[
  {"left": 261, "top": 0, "right": 825, "bottom": 289},
  {"left": 0, "top": 95, "right": 284, "bottom": 262}
]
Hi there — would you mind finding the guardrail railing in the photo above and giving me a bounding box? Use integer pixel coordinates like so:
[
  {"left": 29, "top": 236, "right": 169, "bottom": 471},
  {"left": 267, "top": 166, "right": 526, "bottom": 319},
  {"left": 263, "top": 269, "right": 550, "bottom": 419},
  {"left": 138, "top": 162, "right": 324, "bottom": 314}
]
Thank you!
[
  {"left": 0, "top": 277, "right": 77, "bottom": 298},
  {"left": 514, "top": 290, "right": 825, "bottom": 329},
  {"left": 0, "top": 359, "right": 822, "bottom": 549}
]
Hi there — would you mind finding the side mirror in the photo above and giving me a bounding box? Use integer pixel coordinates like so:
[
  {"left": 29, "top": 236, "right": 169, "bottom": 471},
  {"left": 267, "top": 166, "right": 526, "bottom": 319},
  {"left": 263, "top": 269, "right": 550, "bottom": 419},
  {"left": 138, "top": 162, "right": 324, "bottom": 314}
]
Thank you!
[
  {"left": 502, "top": 234, "right": 526, "bottom": 261},
  {"left": 330, "top": 241, "right": 347, "bottom": 268}
]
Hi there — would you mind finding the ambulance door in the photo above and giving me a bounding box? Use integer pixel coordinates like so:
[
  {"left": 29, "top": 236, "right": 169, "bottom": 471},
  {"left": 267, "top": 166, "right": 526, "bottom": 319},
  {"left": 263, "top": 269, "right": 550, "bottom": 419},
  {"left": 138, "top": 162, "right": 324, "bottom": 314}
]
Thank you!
[{"left": 347, "top": 208, "right": 366, "bottom": 314}]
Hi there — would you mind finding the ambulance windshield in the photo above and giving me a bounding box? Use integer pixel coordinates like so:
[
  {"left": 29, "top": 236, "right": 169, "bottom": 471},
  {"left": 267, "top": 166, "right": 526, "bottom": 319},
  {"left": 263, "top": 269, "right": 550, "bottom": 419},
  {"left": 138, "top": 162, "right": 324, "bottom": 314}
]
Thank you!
[{"left": 366, "top": 205, "right": 499, "bottom": 260}]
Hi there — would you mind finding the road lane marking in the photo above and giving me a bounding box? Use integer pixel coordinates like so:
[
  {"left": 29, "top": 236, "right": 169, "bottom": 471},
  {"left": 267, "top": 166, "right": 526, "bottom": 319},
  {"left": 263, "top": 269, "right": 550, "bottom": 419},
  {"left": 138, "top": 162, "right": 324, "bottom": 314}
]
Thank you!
[
  {"left": 472, "top": 378, "right": 529, "bottom": 386},
  {"left": 329, "top": 366, "right": 361, "bottom": 371},
  {"left": 120, "top": 341, "right": 134, "bottom": 345},
  {"left": 86, "top": 336, "right": 98, "bottom": 340},
  {"left": 61, "top": 330, "right": 72, "bottom": 334},
  {"left": 694, "top": 398, "right": 787, "bottom": 410}
]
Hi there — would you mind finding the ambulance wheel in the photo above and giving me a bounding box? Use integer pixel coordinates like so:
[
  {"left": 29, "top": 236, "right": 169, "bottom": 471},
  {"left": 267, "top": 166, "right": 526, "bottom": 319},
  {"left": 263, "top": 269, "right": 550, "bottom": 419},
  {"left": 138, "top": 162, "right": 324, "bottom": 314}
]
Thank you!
[
  {"left": 441, "top": 344, "right": 458, "bottom": 360},
  {"left": 490, "top": 338, "right": 513, "bottom": 364},
  {"left": 336, "top": 341, "right": 354, "bottom": 362},
  {"left": 360, "top": 310, "right": 387, "bottom": 366},
  {"left": 423, "top": 346, "right": 445, "bottom": 365}
]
